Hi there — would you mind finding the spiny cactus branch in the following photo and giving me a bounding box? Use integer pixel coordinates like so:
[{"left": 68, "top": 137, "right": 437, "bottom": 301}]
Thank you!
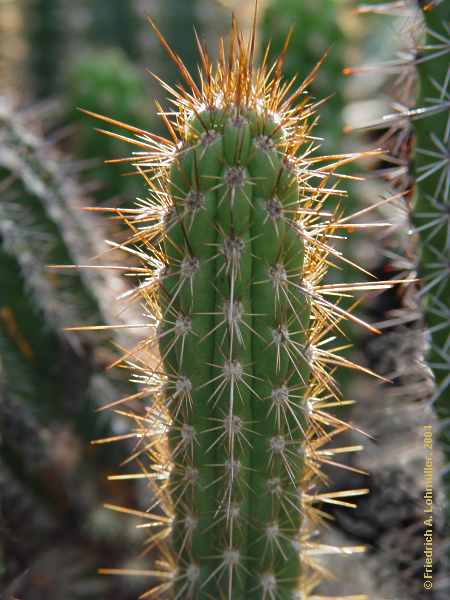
[{"left": 77, "top": 13, "right": 401, "bottom": 600}]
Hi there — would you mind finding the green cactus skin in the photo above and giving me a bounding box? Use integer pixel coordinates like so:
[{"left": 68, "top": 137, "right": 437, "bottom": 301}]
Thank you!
[
  {"left": 158, "top": 107, "right": 310, "bottom": 599},
  {"left": 260, "top": 0, "right": 363, "bottom": 404},
  {"left": 413, "top": 2, "right": 450, "bottom": 402},
  {"left": 412, "top": 1, "right": 450, "bottom": 527}
]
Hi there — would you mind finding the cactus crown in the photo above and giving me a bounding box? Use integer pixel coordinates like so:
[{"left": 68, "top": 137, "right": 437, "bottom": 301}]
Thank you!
[{"left": 85, "top": 12, "right": 392, "bottom": 600}]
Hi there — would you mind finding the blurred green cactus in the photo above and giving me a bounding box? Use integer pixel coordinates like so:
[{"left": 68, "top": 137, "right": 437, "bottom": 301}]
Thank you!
[
  {"left": 412, "top": 2, "right": 450, "bottom": 405},
  {"left": 346, "top": 0, "right": 450, "bottom": 575},
  {"left": 24, "top": 0, "right": 63, "bottom": 98},
  {"left": 159, "top": 0, "right": 202, "bottom": 87},
  {"left": 411, "top": 2, "right": 450, "bottom": 529},
  {"left": 88, "top": 0, "right": 141, "bottom": 59},
  {"left": 260, "top": 0, "right": 346, "bottom": 151},
  {"left": 66, "top": 49, "right": 147, "bottom": 203},
  {"left": 0, "top": 96, "right": 136, "bottom": 450}
]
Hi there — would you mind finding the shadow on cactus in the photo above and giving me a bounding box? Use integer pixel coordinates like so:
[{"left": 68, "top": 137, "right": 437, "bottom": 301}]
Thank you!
[{"left": 77, "top": 10, "right": 403, "bottom": 600}]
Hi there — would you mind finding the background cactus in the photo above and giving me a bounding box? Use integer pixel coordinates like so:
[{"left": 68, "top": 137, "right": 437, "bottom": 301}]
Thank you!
[
  {"left": 260, "top": 0, "right": 346, "bottom": 152},
  {"left": 23, "top": 0, "right": 64, "bottom": 99},
  {"left": 412, "top": 3, "right": 450, "bottom": 567},
  {"left": 0, "top": 98, "right": 143, "bottom": 599},
  {"left": 412, "top": 1, "right": 450, "bottom": 450},
  {"left": 337, "top": 2, "right": 449, "bottom": 596},
  {"left": 88, "top": 0, "right": 141, "bottom": 60},
  {"left": 86, "top": 16, "right": 396, "bottom": 600},
  {"left": 66, "top": 48, "right": 148, "bottom": 203},
  {"left": 259, "top": 0, "right": 371, "bottom": 404}
]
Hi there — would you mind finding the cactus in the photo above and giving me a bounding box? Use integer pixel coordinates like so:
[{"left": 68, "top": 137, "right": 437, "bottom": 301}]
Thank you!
[
  {"left": 0, "top": 99, "right": 143, "bottom": 597},
  {"left": 412, "top": 2, "right": 450, "bottom": 409},
  {"left": 342, "top": 0, "right": 450, "bottom": 587},
  {"left": 88, "top": 0, "right": 141, "bottom": 59},
  {"left": 352, "top": 0, "right": 450, "bottom": 492},
  {"left": 260, "top": 0, "right": 369, "bottom": 403},
  {"left": 412, "top": 1, "right": 450, "bottom": 545},
  {"left": 159, "top": 0, "right": 202, "bottom": 90},
  {"left": 0, "top": 95, "right": 140, "bottom": 463},
  {"left": 83, "top": 14, "right": 398, "bottom": 600}
]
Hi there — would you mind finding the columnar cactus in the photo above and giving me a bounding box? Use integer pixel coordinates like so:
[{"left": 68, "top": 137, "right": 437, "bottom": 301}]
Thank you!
[
  {"left": 0, "top": 97, "right": 138, "bottom": 443},
  {"left": 87, "top": 16, "right": 392, "bottom": 600},
  {"left": 0, "top": 99, "right": 146, "bottom": 598},
  {"left": 88, "top": 0, "right": 141, "bottom": 59},
  {"left": 260, "top": 0, "right": 360, "bottom": 401},
  {"left": 343, "top": 0, "right": 449, "bottom": 585},
  {"left": 413, "top": 2, "right": 450, "bottom": 407},
  {"left": 160, "top": 0, "right": 202, "bottom": 89},
  {"left": 412, "top": 1, "right": 450, "bottom": 539}
]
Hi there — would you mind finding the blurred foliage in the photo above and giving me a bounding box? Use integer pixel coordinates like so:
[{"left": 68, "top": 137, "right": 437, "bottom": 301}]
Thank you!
[
  {"left": 159, "top": 0, "right": 202, "bottom": 88},
  {"left": 24, "top": 0, "right": 64, "bottom": 98},
  {"left": 66, "top": 48, "right": 148, "bottom": 203},
  {"left": 88, "top": 0, "right": 142, "bottom": 59},
  {"left": 260, "top": 0, "right": 346, "bottom": 151}
]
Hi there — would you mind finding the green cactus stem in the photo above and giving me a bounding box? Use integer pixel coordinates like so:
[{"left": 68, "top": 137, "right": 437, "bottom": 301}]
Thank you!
[
  {"left": 411, "top": 2, "right": 450, "bottom": 536},
  {"left": 413, "top": 2, "right": 450, "bottom": 403},
  {"left": 345, "top": 0, "right": 450, "bottom": 569},
  {"left": 0, "top": 98, "right": 137, "bottom": 440},
  {"left": 85, "top": 15, "right": 394, "bottom": 600},
  {"left": 24, "top": 0, "right": 63, "bottom": 98}
]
